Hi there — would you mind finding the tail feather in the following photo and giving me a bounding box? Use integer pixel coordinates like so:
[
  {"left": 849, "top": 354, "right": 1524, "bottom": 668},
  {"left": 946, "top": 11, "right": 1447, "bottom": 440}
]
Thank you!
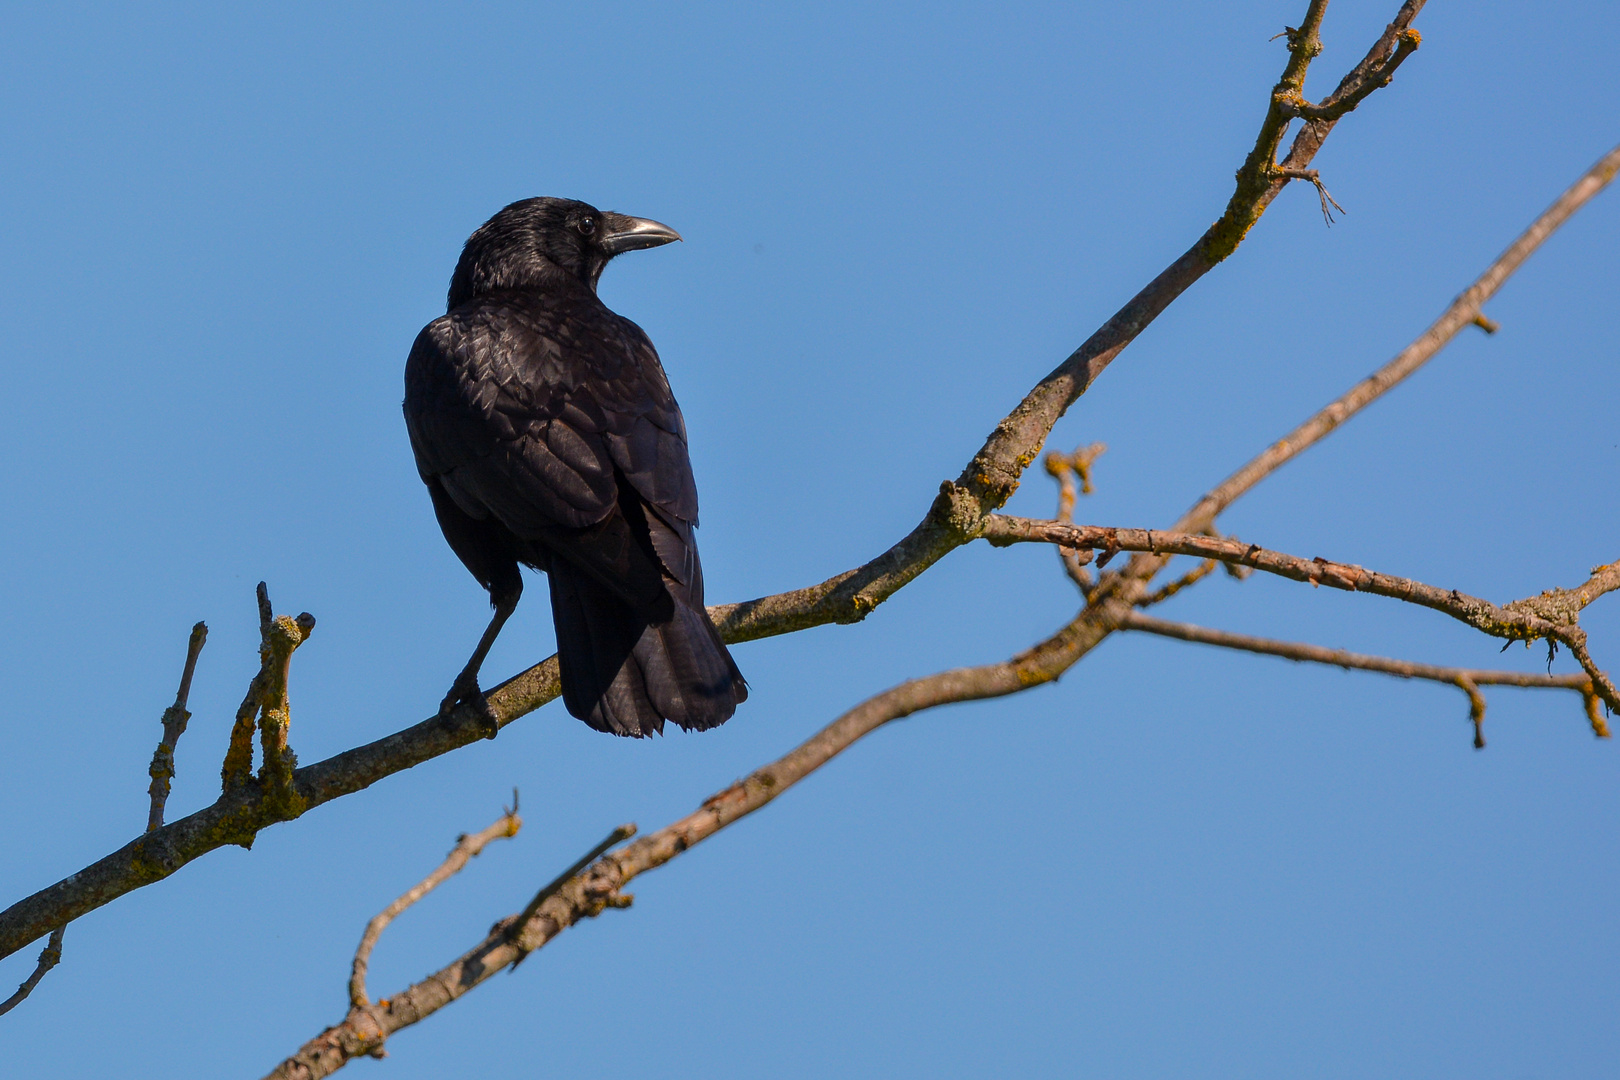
[
  {"left": 547, "top": 559, "right": 745, "bottom": 737},
  {"left": 638, "top": 600, "right": 746, "bottom": 732}
]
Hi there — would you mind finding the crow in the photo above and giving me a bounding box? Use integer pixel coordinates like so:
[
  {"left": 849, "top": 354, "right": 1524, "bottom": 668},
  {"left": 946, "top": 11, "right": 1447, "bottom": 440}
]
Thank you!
[{"left": 404, "top": 198, "right": 746, "bottom": 737}]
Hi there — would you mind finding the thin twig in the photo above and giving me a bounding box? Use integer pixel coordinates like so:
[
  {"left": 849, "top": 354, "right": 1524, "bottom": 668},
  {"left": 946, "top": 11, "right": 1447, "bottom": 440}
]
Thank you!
[
  {"left": 221, "top": 597, "right": 269, "bottom": 792},
  {"left": 1122, "top": 610, "right": 1596, "bottom": 691},
  {"left": 349, "top": 804, "right": 522, "bottom": 1010},
  {"left": 0, "top": 926, "right": 63, "bottom": 1017},
  {"left": 1273, "top": 26, "right": 1424, "bottom": 123},
  {"left": 1046, "top": 442, "right": 1107, "bottom": 499},
  {"left": 1584, "top": 687, "right": 1613, "bottom": 739},
  {"left": 1455, "top": 675, "right": 1488, "bottom": 749},
  {"left": 507, "top": 823, "right": 637, "bottom": 969},
  {"left": 1274, "top": 166, "right": 1345, "bottom": 224},
  {"left": 1044, "top": 443, "right": 1106, "bottom": 591},
  {"left": 1121, "top": 611, "right": 1596, "bottom": 746},
  {"left": 1137, "top": 559, "right": 1220, "bottom": 608},
  {"left": 1564, "top": 638, "right": 1618, "bottom": 736},
  {"left": 146, "top": 622, "right": 207, "bottom": 832}
]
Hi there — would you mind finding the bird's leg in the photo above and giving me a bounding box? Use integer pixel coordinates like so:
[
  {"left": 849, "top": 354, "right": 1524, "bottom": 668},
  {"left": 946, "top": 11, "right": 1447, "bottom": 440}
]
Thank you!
[{"left": 441, "top": 580, "right": 521, "bottom": 737}]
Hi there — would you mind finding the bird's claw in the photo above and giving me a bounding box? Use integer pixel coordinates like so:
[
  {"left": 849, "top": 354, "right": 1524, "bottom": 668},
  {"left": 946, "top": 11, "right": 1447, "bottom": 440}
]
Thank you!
[{"left": 440, "top": 674, "right": 499, "bottom": 739}]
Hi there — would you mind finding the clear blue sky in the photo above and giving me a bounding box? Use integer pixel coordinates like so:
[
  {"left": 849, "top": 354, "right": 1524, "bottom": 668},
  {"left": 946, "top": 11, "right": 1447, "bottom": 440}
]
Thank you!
[{"left": 2, "top": 3, "right": 1617, "bottom": 1077}]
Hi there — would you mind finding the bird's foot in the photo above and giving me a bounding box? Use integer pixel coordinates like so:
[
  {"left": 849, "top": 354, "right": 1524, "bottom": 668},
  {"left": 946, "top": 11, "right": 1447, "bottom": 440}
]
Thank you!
[{"left": 440, "top": 672, "right": 499, "bottom": 739}]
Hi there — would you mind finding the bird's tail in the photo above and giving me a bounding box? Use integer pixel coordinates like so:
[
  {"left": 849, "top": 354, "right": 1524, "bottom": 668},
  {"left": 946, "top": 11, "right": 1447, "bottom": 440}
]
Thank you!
[{"left": 547, "top": 560, "right": 746, "bottom": 737}]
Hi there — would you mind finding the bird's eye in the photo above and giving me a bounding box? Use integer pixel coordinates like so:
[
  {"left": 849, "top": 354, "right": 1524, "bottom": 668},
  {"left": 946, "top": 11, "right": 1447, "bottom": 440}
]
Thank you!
[{"left": 578, "top": 215, "right": 597, "bottom": 236}]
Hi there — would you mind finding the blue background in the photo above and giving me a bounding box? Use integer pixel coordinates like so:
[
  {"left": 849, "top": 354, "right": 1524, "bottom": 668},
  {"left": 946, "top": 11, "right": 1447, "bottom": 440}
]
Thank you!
[{"left": 2, "top": 2, "right": 1617, "bottom": 1076}]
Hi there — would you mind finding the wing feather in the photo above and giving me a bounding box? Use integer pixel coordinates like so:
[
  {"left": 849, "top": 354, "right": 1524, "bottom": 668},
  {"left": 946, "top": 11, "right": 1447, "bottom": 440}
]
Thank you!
[{"left": 404, "top": 289, "right": 703, "bottom": 593}]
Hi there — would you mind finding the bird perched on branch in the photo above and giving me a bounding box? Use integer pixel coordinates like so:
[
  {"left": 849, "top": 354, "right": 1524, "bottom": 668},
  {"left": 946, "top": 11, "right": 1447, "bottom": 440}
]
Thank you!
[{"left": 404, "top": 198, "right": 746, "bottom": 736}]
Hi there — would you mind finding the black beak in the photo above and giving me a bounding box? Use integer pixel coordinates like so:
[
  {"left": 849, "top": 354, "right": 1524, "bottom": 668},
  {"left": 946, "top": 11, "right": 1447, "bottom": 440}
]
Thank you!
[{"left": 599, "top": 213, "right": 682, "bottom": 255}]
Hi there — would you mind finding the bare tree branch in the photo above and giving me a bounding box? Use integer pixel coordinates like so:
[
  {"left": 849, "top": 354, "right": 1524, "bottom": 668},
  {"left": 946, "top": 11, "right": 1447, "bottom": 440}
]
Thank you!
[
  {"left": 219, "top": 586, "right": 278, "bottom": 791},
  {"left": 240, "top": 23, "right": 1620, "bottom": 1066},
  {"left": 1137, "top": 558, "right": 1221, "bottom": 608},
  {"left": 349, "top": 803, "right": 522, "bottom": 1012},
  {"left": 271, "top": 825, "right": 636, "bottom": 1078},
  {"left": 282, "top": 503, "right": 1544, "bottom": 1075},
  {"left": 950, "top": 0, "right": 1424, "bottom": 520},
  {"left": 506, "top": 824, "right": 636, "bottom": 969},
  {"left": 1036, "top": 139, "right": 1620, "bottom": 729},
  {"left": 709, "top": 2, "right": 1431, "bottom": 649},
  {"left": 13, "top": 2, "right": 1566, "bottom": 976},
  {"left": 0, "top": 926, "right": 63, "bottom": 1018},
  {"left": 271, "top": 590, "right": 1130, "bottom": 1078},
  {"left": 1121, "top": 610, "right": 1598, "bottom": 693},
  {"left": 984, "top": 516, "right": 1620, "bottom": 714},
  {"left": 1121, "top": 611, "right": 1605, "bottom": 744},
  {"left": 146, "top": 622, "right": 207, "bottom": 832},
  {"left": 1273, "top": 25, "right": 1423, "bottom": 123}
]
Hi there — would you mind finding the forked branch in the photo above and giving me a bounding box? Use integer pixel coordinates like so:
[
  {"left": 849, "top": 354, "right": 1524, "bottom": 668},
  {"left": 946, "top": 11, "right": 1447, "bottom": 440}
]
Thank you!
[
  {"left": 1273, "top": 25, "right": 1423, "bottom": 123},
  {"left": 272, "top": 824, "right": 635, "bottom": 1078},
  {"left": 349, "top": 802, "right": 522, "bottom": 1011},
  {"left": 984, "top": 516, "right": 1620, "bottom": 715},
  {"left": 221, "top": 583, "right": 316, "bottom": 817},
  {"left": 0, "top": 926, "right": 63, "bottom": 1018},
  {"left": 1122, "top": 612, "right": 1606, "bottom": 744},
  {"left": 954, "top": 1, "right": 1424, "bottom": 515}
]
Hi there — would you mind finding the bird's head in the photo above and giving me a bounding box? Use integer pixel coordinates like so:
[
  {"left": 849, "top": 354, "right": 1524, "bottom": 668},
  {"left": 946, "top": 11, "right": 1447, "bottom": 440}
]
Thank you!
[{"left": 446, "top": 197, "right": 681, "bottom": 309}]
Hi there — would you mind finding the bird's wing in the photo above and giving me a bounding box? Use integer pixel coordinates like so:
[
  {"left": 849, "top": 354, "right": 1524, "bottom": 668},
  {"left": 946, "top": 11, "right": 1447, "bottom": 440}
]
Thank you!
[
  {"left": 599, "top": 314, "right": 704, "bottom": 588},
  {"left": 404, "top": 293, "right": 701, "bottom": 591}
]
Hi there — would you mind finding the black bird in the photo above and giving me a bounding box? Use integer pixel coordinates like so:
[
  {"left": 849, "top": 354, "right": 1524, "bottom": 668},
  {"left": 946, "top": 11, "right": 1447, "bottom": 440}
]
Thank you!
[{"left": 404, "top": 198, "right": 746, "bottom": 737}]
